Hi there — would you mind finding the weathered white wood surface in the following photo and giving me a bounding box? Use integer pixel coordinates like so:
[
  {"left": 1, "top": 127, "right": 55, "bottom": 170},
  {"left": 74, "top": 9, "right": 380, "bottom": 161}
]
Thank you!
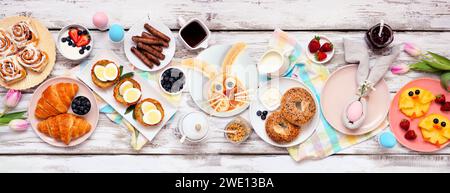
[
  {"left": 1, "top": 155, "right": 450, "bottom": 173},
  {"left": 1, "top": 0, "right": 449, "bottom": 30},
  {"left": 0, "top": 0, "right": 449, "bottom": 172}
]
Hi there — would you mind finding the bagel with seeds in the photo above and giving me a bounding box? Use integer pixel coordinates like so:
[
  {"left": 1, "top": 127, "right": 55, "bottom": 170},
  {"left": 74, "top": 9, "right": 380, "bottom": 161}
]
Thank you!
[
  {"left": 281, "top": 87, "right": 316, "bottom": 126},
  {"left": 265, "top": 111, "right": 300, "bottom": 143}
]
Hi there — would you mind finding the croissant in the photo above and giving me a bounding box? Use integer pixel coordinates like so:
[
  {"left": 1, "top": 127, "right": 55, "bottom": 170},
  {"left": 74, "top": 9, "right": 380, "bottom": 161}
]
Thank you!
[
  {"left": 37, "top": 113, "right": 91, "bottom": 145},
  {"left": 34, "top": 83, "right": 79, "bottom": 119}
]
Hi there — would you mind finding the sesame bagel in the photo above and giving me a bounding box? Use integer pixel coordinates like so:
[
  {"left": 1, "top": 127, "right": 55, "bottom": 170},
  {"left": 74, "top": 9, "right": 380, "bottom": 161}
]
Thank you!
[
  {"left": 281, "top": 87, "right": 316, "bottom": 126},
  {"left": 265, "top": 111, "right": 300, "bottom": 143}
]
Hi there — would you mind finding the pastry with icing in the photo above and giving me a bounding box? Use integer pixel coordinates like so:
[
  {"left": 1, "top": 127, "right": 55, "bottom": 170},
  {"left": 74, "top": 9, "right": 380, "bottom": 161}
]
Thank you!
[
  {"left": 0, "top": 28, "right": 18, "bottom": 57},
  {"left": 9, "top": 20, "right": 39, "bottom": 49},
  {"left": 0, "top": 56, "right": 27, "bottom": 84},
  {"left": 16, "top": 44, "right": 48, "bottom": 72}
]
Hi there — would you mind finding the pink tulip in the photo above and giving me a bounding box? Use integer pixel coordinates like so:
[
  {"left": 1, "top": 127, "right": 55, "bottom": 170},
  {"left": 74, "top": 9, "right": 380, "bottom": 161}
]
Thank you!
[
  {"left": 391, "top": 64, "right": 410, "bottom": 75},
  {"left": 9, "top": 119, "right": 29, "bottom": 132},
  {"left": 4, "top": 89, "right": 22, "bottom": 108},
  {"left": 403, "top": 42, "right": 421, "bottom": 57}
]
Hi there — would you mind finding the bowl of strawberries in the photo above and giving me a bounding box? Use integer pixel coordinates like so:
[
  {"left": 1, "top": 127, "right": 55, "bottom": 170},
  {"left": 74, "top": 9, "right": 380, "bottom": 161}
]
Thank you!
[
  {"left": 305, "top": 35, "right": 334, "bottom": 64},
  {"left": 57, "top": 24, "right": 93, "bottom": 61}
]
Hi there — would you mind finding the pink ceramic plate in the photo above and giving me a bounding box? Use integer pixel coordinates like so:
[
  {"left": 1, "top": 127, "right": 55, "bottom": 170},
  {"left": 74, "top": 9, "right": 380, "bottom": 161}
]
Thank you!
[
  {"left": 389, "top": 78, "right": 450, "bottom": 152},
  {"left": 28, "top": 76, "right": 99, "bottom": 147},
  {"left": 321, "top": 65, "right": 390, "bottom": 135}
]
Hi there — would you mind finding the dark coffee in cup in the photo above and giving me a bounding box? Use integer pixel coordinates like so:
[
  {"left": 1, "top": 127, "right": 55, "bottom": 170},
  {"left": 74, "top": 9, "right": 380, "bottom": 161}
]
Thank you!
[{"left": 180, "top": 21, "right": 208, "bottom": 48}]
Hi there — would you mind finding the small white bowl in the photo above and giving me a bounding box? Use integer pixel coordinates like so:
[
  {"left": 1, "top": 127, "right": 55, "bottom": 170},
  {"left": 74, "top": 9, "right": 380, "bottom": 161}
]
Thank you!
[
  {"left": 305, "top": 35, "right": 335, "bottom": 64},
  {"left": 56, "top": 24, "right": 93, "bottom": 61},
  {"left": 159, "top": 67, "right": 186, "bottom": 95}
]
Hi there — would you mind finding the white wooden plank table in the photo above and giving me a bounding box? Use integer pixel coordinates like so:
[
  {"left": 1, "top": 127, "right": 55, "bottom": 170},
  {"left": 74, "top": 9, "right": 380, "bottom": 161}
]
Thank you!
[{"left": 1, "top": 0, "right": 450, "bottom": 172}]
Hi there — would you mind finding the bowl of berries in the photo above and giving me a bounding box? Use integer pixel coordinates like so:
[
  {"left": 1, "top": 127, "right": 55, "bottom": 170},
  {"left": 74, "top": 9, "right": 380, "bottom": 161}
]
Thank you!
[
  {"left": 159, "top": 67, "right": 186, "bottom": 95},
  {"left": 305, "top": 35, "right": 334, "bottom": 64},
  {"left": 57, "top": 24, "right": 93, "bottom": 61},
  {"left": 71, "top": 96, "right": 92, "bottom": 116}
]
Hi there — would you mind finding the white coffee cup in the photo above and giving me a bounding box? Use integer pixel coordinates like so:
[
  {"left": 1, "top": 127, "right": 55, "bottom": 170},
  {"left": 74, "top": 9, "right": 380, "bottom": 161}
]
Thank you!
[
  {"left": 257, "top": 49, "right": 292, "bottom": 77},
  {"left": 177, "top": 17, "right": 211, "bottom": 50}
]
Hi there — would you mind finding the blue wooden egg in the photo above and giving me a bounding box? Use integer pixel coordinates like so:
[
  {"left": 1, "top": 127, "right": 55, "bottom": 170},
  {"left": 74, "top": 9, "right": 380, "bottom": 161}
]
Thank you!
[{"left": 109, "top": 24, "right": 125, "bottom": 42}]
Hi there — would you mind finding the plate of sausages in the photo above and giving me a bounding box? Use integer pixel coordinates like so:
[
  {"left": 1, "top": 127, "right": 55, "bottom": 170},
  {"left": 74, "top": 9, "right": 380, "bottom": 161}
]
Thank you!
[{"left": 124, "top": 17, "right": 175, "bottom": 72}]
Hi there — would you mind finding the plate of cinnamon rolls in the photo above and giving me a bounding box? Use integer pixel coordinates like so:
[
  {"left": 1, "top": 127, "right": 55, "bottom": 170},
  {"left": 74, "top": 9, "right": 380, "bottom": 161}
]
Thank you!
[{"left": 0, "top": 16, "right": 56, "bottom": 90}]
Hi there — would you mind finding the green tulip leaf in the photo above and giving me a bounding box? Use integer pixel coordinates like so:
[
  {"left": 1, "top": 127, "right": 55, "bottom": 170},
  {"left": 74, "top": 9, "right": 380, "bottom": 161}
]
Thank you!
[
  {"left": 1, "top": 111, "right": 26, "bottom": 118},
  {"left": 0, "top": 111, "right": 27, "bottom": 124},
  {"left": 428, "top": 51, "right": 450, "bottom": 66},
  {"left": 424, "top": 52, "right": 450, "bottom": 71},
  {"left": 441, "top": 72, "right": 450, "bottom": 92},
  {"left": 409, "top": 61, "right": 441, "bottom": 73}
]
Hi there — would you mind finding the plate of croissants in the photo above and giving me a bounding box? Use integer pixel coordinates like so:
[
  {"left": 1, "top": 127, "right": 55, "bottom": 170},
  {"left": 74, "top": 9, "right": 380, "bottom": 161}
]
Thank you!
[
  {"left": 0, "top": 16, "right": 56, "bottom": 90},
  {"left": 28, "top": 76, "right": 99, "bottom": 147}
]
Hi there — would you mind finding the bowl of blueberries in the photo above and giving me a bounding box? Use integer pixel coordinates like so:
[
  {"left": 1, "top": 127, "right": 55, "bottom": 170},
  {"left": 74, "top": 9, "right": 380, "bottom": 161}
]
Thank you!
[
  {"left": 57, "top": 24, "right": 93, "bottom": 61},
  {"left": 159, "top": 67, "right": 186, "bottom": 95},
  {"left": 71, "top": 96, "right": 91, "bottom": 116}
]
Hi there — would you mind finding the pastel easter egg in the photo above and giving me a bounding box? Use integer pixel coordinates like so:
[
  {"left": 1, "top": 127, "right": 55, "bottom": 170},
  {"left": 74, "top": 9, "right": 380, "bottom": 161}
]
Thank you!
[
  {"left": 92, "top": 12, "right": 109, "bottom": 29},
  {"left": 346, "top": 100, "right": 363, "bottom": 122},
  {"left": 379, "top": 132, "right": 397, "bottom": 148},
  {"left": 109, "top": 24, "right": 125, "bottom": 42}
]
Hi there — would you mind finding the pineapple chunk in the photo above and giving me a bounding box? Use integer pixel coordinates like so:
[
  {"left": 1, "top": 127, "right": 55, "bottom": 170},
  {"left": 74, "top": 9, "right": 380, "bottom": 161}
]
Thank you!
[{"left": 421, "top": 129, "right": 448, "bottom": 146}]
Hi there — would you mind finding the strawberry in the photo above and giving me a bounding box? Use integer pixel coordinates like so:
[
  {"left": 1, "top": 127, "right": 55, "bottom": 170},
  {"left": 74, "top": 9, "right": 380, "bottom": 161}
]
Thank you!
[
  {"left": 399, "top": 119, "right": 410, "bottom": 131},
  {"left": 68, "top": 28, "right": 80, "bottom": 43},
  {"left": 315, "top": 51, "right": 327, "bottom": 61},
  {"left": 319, "top": 42, "right": 333, "bottom": 52},
  {"left": 435, "top": 94, "right": 446, "bottom": 105},
  {"left": 441, "top": 102, "right": 450, "bottom": 111},
  {"left": 404, "top": 130, "right": 417, "bottom": 140},
  {"left": 75, "top": 34, "right": 91, "bottom": 47},
  {"left": 308, "top": 36, "right": 321, "bottom": 53}
]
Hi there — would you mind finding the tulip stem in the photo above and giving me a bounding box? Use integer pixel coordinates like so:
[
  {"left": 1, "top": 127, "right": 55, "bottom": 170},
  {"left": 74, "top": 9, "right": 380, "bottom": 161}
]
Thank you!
[{"left": 0, "top": 107, "right": 9, "bottom": 118}]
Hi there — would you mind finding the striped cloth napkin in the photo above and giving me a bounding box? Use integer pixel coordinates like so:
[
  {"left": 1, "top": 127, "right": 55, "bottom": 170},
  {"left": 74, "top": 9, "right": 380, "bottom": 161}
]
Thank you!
[
  {"left": 68, "top": 57, "right": 181, "bottom": 150},
  {"left": 268, "top": 29, "right": 388, "bottom": 161}
]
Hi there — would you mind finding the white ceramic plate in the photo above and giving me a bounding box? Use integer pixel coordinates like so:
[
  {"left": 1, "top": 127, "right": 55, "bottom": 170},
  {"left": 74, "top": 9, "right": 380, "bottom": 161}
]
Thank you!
[
  {"left": 28, "top": 76, "right": 99, "bottom": 147},
  {"left": 77, "top": 50, "right": 178, "bottom": 142},
  {"left": 124, "top": 17, "right": 175, "bottom": 72},
  {"left": 249, "top": 77, "right": 320, "bottom": 147},
  {"left": 305, "top": 35, "right": 335, "bottom": 64},
  {"left": 187, "top": 44, "right": 258, "bottom": 117}
]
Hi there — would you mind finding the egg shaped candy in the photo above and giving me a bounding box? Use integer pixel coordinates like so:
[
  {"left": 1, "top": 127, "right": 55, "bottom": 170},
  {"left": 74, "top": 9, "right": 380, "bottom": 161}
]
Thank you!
[
  {"left": 378, "top": 131, "right": 397, "bottom": 148},
  {"left": 92, "top": 12, "right": 109, "bottom": 30},
  {"left": 109, "top": 24, "right": 125, "bottom": 42}
]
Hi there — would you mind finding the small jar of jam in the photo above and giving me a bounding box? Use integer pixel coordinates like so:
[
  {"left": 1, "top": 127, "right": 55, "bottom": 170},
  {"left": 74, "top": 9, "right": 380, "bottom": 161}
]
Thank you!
[{"left": 365, "top": 23, "right": 394, "bottom": 50}]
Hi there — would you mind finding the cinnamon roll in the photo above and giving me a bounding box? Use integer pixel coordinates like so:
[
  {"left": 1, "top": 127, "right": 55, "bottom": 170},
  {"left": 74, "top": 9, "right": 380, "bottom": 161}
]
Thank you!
[
  {"left": 0, "top": 56, "right": 27, "bottom": 84},
  {"left": 9, "top": 20, "right": 39, "bottom": 49},
  {"left": 0, "top": 29, "right": 18, "bottom": 57},
  {"left": 16, "top": 44, "right": 48, "bottom": 72}
]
